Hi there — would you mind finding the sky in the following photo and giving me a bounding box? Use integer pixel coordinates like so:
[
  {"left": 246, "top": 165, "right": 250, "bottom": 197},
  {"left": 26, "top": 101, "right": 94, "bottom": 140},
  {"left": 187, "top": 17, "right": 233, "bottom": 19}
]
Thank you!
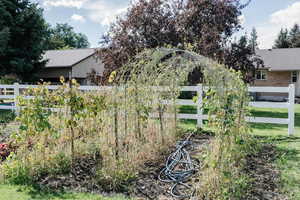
[{"left": 36, "top": 0, "right": 300, "bottom": 49}]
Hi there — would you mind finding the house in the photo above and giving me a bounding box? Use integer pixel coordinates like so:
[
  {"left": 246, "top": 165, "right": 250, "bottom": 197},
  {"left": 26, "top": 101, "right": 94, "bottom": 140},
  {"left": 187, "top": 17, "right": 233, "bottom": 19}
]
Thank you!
[
  {"left": 39, "top": 48, "right": 104, "bottom": 85},
  {"left": 254, "top": 48, "right": 300, "bottom": 101}
]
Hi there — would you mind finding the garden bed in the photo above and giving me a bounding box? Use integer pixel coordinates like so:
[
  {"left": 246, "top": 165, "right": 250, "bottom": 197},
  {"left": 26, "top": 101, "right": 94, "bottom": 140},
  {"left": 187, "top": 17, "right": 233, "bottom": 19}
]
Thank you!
[
  {"left": 244, "top": 144, "right": 287, "bottom": 200},
  {"left": 20, "top": 132, "right": 211, "bottom": 199},
  {"left": 132, "top": 133, "right": 211, "bottom": 199},
  {"left": 1, "top": 127, "right": 288, "bottom": 200}
]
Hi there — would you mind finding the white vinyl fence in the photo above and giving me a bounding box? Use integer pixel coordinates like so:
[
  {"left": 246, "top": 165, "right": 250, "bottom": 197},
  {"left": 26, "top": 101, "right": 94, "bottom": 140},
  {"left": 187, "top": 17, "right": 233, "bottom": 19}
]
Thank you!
[{"left": 0, "top": 83, "right": 295, "bottom": 135}]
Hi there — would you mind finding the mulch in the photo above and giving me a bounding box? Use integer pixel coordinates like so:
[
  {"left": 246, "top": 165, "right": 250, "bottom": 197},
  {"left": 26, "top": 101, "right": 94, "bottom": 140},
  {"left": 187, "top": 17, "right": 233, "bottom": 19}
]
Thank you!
[
  {"left": 132, "top": 134, "right": 211, "bottom": 200},
  {"left": 36, "top": 152, "right": 106, "bottom": 194},
  {"left": 244, "top": 144, "right": 287, "bottom": 200},
  {"left": 34, "top": 133, "right": 211, "bottom": 200},
  {"left": 0, "top": 127, "right": 288, "bottom": 200}
]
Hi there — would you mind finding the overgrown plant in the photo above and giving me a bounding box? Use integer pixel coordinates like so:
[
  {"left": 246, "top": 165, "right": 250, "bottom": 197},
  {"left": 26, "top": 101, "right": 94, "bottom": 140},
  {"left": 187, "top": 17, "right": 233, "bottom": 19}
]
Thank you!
[
  {"left": 0, "top": 49, "right": 193, "bottom": 190},
  {"left": 0, "top": 48, "right": 252, "bottom": 199},
  {"left": 196, "top": 65, "right": 252, "bottom": 199}
]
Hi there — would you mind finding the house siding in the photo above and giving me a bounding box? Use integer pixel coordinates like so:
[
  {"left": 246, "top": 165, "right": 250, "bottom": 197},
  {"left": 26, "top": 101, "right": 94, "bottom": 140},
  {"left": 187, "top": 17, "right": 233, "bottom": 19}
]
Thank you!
[
  {"left": 72, "top": 55, "right": 104, "bottom": 78},
  {"left": 253, "top": 71, "right": 300, "bottom": 100},
  {"left": 38, "top": 67, "right": 71, "bottom": 79},
  {"left": 253, "top": 71, "right": 290, "bottom": 101},
  {"left": 38, "top": 54, "right": 104, "bottom": 85},
  {"left": 254, "top": 71, "right": 291, "bottom": 87}
]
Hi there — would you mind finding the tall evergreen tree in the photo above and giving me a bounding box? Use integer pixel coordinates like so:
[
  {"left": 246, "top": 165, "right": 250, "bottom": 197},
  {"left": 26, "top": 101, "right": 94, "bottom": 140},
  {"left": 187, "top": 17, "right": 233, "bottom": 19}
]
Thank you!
[
  {"left": 273, "top": 28, "right": 291, "bottom": 48},
  {"left": 249, "top": 27, "right": 258, "bottom": 52},
  {"left": 289, "top": 24, "right": 300, "bottom": 48},
  {"left": 0, "top": 0, "right": 49, "bottom": 81}
]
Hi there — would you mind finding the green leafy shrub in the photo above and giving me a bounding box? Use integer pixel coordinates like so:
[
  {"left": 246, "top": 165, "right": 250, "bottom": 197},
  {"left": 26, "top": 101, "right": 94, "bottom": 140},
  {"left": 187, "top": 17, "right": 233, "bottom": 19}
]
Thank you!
[
  {"left": 0, "top": 110, "right": 15, "bottom": 124},
  {"left": 1, "top": 155, "right": 33, "bottom": 185}
]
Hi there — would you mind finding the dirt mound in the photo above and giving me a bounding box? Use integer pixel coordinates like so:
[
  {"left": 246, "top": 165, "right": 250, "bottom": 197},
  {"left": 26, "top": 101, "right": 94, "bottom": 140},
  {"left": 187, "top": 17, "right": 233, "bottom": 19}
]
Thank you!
[{"left": 37, "top": 152, "right": 104, "bottom": 194}]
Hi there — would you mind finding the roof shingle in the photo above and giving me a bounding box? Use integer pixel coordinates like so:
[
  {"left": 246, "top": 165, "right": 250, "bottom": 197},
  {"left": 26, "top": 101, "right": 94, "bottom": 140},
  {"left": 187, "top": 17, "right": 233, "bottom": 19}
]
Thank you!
[
  {"left": 43, "top": 48, "right": 96, "bottom": 68},
  {"left": 256, "top": 48, "right": 300, "bottom": 71}
]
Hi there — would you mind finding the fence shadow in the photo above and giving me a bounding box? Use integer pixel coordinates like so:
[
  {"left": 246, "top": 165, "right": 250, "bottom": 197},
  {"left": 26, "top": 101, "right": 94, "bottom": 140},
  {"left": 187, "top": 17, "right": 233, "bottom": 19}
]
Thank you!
[
  {"left": 250, "top": 109, "right": 299, "bottom": 130},
  {"left": 254, "top": 135, "right": 300, "bottom": 145},
  {"left": 250, "top": 123, "right": 288, "bottom": 131}
]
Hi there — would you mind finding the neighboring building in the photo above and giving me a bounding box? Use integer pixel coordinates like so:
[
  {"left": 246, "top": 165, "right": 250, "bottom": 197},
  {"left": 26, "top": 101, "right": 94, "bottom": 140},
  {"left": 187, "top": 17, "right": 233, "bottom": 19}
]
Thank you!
[
  {"left": 254, "top": 48, "right": 300, "bottom": 101},
  {"left": 39, "top": 48, "right": 104, "bottom": 85}
]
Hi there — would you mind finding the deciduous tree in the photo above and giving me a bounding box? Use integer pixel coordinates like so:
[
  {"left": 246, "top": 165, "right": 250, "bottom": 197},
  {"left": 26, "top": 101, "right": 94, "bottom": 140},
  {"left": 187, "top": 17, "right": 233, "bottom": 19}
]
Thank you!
[
  {"left": 97, "top": 0, "right": 254, "bottom": 84},
  {"left": 224, "top": 35, "right": 263, "bottom": 82},
  {"left": 46, "top": 23, "right": 90, "bottom": 50}
]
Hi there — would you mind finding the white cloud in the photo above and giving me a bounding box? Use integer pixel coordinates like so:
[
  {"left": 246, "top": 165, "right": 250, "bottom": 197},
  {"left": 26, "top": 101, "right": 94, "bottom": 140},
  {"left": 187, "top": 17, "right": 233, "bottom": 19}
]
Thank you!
[
  {"left": 256, "top": 2, "right": 300, "bottom": 49},
  {"left": 83, "top": 1, "right": 128, "bottom": 26},
  {"left": 43, "top": 0, "right": 129, "bottom": 26},
  {"left": 43, "top": 0, "right": 88, "bottom": 9},
  {"left": 238, "top": 15, "right": 246, "bottom": 26},
  {"left": 270, "top": 2, "right": 300, "bottom": 28},
  {"left": 71, "top": 14, "right": 86, "bottom": 22},
  {"left": 256, "top": 25, "right": 279, "bottom": 49}
]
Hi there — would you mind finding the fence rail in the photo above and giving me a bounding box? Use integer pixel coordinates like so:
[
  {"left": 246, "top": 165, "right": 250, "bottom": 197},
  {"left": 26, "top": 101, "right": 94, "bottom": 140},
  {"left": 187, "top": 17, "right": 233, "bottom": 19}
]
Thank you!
[{"left": 0, "top": 83, "right": 295, "bottom": 135}]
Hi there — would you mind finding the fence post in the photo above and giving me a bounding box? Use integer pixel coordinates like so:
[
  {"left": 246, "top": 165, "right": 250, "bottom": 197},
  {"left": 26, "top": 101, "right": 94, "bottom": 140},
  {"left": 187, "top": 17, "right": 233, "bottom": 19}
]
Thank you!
[
  {"left": 288, "top": 84, "right": 295, "bottom": 136},
  {"left": 14, "top": 82, "right": 20, "bottom": 116},
  {"left": 197, "top": 85, "right": 203, "bottom": 128}
]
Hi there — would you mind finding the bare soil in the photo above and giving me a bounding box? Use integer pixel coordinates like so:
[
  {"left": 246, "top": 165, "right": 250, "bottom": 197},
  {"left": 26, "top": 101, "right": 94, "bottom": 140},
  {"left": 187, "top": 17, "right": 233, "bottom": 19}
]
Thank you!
[
  {"left": 37, "top": 153, "right": 104, "bottom": 194},
  {"left": 244, "top": 144, "right": 287, "bottom": 200},
  {"left": 132, "top": 134, "right": 211, "bottom": 200},
  {"left": 1, "top": 128, "right": 287, "bottom": 200},
  {"left": 34, "top": 133, "right": 211, "bottom": 199}
]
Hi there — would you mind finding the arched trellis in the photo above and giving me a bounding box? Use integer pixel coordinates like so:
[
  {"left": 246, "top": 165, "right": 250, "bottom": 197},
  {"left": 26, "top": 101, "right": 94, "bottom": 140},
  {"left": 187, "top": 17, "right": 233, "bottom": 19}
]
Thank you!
[
  {"left": 115, "top": 48, "right": 251, "bottom": 199},
  {"left": 1, "top": 48, "right": 252, "bottom": 199}
]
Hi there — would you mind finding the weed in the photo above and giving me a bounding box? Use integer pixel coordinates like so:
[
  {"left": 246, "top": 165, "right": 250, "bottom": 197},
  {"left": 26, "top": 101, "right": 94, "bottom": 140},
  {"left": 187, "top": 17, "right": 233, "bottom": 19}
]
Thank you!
[{"left": 96, "top": 168, "right": 137, "bottom": 192}]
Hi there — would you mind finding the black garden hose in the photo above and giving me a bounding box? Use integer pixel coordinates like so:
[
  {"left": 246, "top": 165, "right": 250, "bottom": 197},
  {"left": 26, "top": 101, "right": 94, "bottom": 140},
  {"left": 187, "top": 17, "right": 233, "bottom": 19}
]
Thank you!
[{"left": 158, "top": 133, "right": 199, "bottom": 198}]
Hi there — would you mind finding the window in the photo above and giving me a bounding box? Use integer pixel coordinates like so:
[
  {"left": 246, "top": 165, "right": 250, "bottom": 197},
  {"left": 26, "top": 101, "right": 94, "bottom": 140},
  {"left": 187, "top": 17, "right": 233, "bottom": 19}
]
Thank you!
[
  {"left": 291, "top": 71, "right": 298, "bottom": 83},
  {"left": 256, "top": 70, "right": 267, "bottom": 80}
]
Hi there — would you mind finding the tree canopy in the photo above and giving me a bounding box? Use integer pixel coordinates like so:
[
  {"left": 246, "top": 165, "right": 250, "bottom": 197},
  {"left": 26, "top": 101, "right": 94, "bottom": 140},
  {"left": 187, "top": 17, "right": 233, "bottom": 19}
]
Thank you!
[
  {"left": 249, "top": 27, "right": 258, "bottom": 53},
  {"left": 46, "top": 23, "right": 90, "bottom": 50},
  {"left": 273, "top": 24, "right": 300, "bottom": 48},
  {"left": 97, "top": 0, "right": 255, "bottom": 84},
  {"left": 0, "top": 0, "right": 49, "bottom": 81},
  {"left": 224, "top": 34, "right": 263, "bottom": 82},
  {"left": 273, "top": 28, "right": 291, "bottom": 49}
]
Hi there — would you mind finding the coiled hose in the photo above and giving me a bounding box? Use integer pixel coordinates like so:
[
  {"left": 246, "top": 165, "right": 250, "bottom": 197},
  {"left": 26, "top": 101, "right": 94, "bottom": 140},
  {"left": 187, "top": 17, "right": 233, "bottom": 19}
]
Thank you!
[{"left": 158, "top": 133, "right": 199, "bottom": 198}]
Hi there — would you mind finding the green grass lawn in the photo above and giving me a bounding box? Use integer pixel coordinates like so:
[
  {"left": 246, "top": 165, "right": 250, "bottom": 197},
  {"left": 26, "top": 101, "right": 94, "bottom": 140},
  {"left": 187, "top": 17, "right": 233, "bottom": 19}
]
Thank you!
[
  {"left": 0, "top": 109, "right": 15, "bottom": 124},
  {"left": 250, "top": 105, "right": 300, "bottom": 200},
  {"left": 0, "top": 185, "right": 129, "bottom": 200}
]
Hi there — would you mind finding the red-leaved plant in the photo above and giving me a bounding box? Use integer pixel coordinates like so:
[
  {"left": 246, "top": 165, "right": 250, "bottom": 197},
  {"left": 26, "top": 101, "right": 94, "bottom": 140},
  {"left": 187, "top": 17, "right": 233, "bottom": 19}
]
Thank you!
[{"left": 0, "top": 143, "right": 10, "bottom": 161}]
